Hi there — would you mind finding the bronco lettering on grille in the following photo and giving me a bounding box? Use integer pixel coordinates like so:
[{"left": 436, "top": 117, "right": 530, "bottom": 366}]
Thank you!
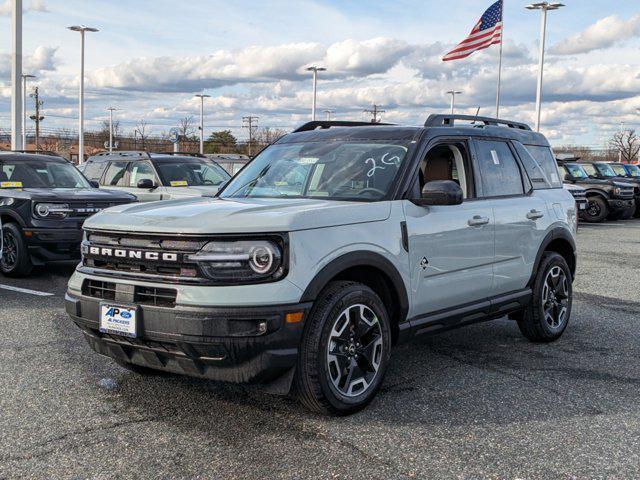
[{"left": 88, "top": 246, "right": 178, "bottom": 262}]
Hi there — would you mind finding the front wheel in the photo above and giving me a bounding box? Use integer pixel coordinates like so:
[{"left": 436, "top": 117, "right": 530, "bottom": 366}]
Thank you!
[
  {"left": 0, "top": 223, "right": 33, "bottom": 277},
  {"left": 518, "top": 252, "right": 572, "bottom": 343},
  {"left": 294, "top": 281, "right": 392, "bottom": 415},
  {"left": 582, "top": 196, "right": 608, "bottom": 223}
]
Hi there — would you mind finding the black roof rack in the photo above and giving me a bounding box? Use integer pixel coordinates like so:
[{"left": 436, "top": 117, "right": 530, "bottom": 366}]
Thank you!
[
  {"left": 293, "top": 120, "right": 394, "bottom": 133},
  {"left": 93, "top": 151, "right": 151, "bottom": 159},
  {"left": 4, "top": 149, "right": 60, "bottom": 156},
  {"left": 155, "top": 152, "right": 206, "bottom": 158},
  {"left": 425, "top": 114, "right": 532, "bottom": 131}
]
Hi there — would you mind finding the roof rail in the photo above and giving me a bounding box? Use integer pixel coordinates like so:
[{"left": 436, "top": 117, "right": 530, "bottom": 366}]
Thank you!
[
  {"left": 425, "top": 114, "right": 532, "bottom": 131},
  {"left": 6, "top": 149, "right": 60, "bottom": 156},
  {"left": 293, "top": 120, "right": 393, "bottom": 133},
  {"left": 93, "top": 150, "right": 151, "bottom": 158},
  {"left": 155, "top": 152, "right": 206, "bottom": 158}
]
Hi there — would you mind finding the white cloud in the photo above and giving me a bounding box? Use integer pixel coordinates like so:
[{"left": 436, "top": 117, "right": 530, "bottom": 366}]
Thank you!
[
  {"left": 27, "top": 0, "right": 48, "bottom": 12},
  {"left": 550, "top": 14, "right": 640, "bottom": 55},
  {"left": 0, "top": 46, "right": 60, "bottom": 79}
]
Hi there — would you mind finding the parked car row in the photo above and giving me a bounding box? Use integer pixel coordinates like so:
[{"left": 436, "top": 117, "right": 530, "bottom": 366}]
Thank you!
[
  {"left": 1, "top": 114, "right": 581, "bottom": 414},
  {"left": 557, "top": 155, "right": 639, "bottom": 223}
]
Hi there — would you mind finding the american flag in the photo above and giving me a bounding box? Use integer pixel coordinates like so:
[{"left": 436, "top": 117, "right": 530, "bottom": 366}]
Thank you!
[{"left": 443, "top": 0, "right": 503, "bottom": 61}]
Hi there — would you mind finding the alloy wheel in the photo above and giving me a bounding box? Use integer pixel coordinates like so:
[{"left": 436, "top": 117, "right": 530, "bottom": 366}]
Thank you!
[
  {"left": 326, "top": 304, "right": 383, "bottom": 397},
  {"left": 1, "top": 230, "right": 17, "bottom": 270},
  {"left": 541, "top": 266, "right": 570, "bottom": 329}
]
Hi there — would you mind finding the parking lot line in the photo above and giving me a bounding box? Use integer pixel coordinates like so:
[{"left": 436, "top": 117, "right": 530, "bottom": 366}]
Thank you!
[{"left": 0, "top": 284, "right": 55, "bottom": 297}]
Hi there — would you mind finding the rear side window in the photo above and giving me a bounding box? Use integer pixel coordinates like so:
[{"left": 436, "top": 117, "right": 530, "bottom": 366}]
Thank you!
[
  {"left": 523, "top": 145, "right": 563, "bottom": 188},
  {"left": 475, "top": 140, "right": 524, "bottom": 197},
  {"left": 82, "top": 161, "right": 107, "bottom": 181},
  {"left": 129, "top": 161, "right": 158, "bottom": 187},
  {"left": 102, "top": 161, "right": 128, "bottom": 186}
]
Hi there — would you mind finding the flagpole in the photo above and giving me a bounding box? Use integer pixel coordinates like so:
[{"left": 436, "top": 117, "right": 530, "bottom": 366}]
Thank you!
[{"left": 495, "top": 1, "right": 504, "bottom": 118}]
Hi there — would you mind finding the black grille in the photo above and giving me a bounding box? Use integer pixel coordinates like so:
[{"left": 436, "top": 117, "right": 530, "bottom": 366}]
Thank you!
[
  {"left": 619, "top": 187, "right": 634, "bottom": 199},
  {"left": 82, "top": 279, "right": 177, "bottom": 307},
  {"left": 82, "top": 279, "right": 116, "bottom": 300},
  {"left": 69, "top": 202, "right": 124, "bottom": 218},
  {"left": 135, "top": 286, "right": 178, "bottom": 307}
]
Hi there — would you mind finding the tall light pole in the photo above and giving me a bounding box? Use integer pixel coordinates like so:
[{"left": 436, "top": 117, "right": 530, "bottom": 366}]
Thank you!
[
  {"left": 106, "top": 107, "right": 117, "bottom": 153},
  {"left": 11, "top": 0, "right": 23, "bottom": 150},
  {"left": 68, "top": 25, "right": 99, "bottom": 163},
  {"left": 526, "top": 2, "right": 565, "bottom": 132},
  {"left": 323, "top": 109, "right": 334, "bottom": 121},
  {"left": 446, "top": 90, "right": 462, "bottom": 115},
  {"left": 21, "top": 74, "right": 35, "bottom": 149},
  {"left": 306, "top": 66, "right": 326, "bottom": 121},
  {"left": 194, "top": 94, "right": 211, "bottom": 154}
]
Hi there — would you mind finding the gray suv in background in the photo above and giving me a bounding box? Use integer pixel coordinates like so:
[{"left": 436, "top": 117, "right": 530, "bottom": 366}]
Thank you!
[
  {"left": 82, "top": 152, "right": 231, "bottom": 202},
  {"left": 66, "top": 115, "right": 577, "bottom": 415}
]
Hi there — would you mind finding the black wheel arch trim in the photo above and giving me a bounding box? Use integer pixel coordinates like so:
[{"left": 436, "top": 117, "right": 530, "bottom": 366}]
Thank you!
[
  {"left": 583, "top": 189, "right": 610, "bottom": 200},
  {"left": 0, "top": 209, "right": 27, "bottom": 228},
  {"left": 528, "top": 227, "right": 576, "bottom": 287},
  {"left": 299, "top": 250, "right": 409, "bottom": 325}
]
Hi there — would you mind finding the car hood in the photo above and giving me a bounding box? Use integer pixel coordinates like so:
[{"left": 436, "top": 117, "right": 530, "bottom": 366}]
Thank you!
[
  {"left": 0, "top": 187, "right": 135, "bottom": 202},
  {"left": 84, "top": 197, "right": 392, "bottom": 234},
  {"left": 563, "top": 183, "right": 585, "bottom": 192}
]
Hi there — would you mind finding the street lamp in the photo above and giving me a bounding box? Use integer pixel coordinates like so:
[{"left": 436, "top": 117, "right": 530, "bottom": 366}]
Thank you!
[
  {"left": 526, "top": 2, "right": 565, "bottom": 132},
  {"left": 446, "top": 90, "right": 463, "bottom": 115},
  {"left": 68, "top": 25, "right": 99, "bottom": 163},
  {"left": 323, "top": 109, "right": 334, "bottom": 121},
  {"left": 194, "top": 93, "right": 211, "bottom": 154},
  {"left": 106, "top": 107, "right": 118, "bottom": 153},
  {"left": 21, "top": 74, "right": 35, "bottom": 149},
  {"left": 306, "top": 66, "right": 326, "bottom": 121}
]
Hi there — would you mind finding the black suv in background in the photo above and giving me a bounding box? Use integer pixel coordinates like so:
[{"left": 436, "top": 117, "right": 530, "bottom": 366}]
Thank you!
[
  {"left": 0, "top": 152, "right": 135, "bottom": 276},
  {"left": 557, "top": 158, "right": 635, "bottom": 222},
  {"left": 589, "top": 162, "right": 640, "bottom": 218}
]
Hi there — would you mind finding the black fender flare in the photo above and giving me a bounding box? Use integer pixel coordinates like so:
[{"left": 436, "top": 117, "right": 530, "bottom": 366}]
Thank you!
[
  {"left": 0, "top": 208, "right": 27, "bottom": 228},
  {"left": 528, "top": 227, "right": 576, "bottom": 286},
  {"left": 300, "top": 250, "right": 409, "bottom": 323},
  {"left": 583, "top": 188, "right": 610, "bottom": 200}
]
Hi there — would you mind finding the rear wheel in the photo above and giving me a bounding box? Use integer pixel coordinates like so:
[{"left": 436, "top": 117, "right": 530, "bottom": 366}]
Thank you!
[
  {"left": 294, "top": 281, "right": 392, "bottom": 415},
  {"left": 582, "top": 196, "right": 608, "bottom": 223},
  {"left": 0, "top": 223, "right": 33, "bottom": 277},
  {"left": 518, "top": 252, "right": 572, "bottom": 343}
]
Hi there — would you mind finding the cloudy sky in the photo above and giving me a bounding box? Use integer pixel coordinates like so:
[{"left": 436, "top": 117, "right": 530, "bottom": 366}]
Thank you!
[{"left": 0, "top": 0, "right": 639, "bottom": 146}]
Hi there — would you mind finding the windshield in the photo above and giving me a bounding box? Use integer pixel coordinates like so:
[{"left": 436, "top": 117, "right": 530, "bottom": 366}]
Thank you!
[
  {"left": 565, "top": 163, "right": 588, "bottom": 179},
  {"left": 625, "top": 164, "right": 640, "bottom": 177},
  {"left": 594, "top": 163, "right": 616, "bottom": 177},
  {"left": 219, "top": 141, "right": 410, "bottom": 201},
  {"left": 0, "top": 158, "right": 90, "bottom": 189},
  {"left": 153, "top": 158, "right": 230, "bottom": 187},
  {"left": 581, "top": 163, "right": 598, "bottom": 177},
  {"left": 611, "top": 164, "right": 629, "bottom": 176}
]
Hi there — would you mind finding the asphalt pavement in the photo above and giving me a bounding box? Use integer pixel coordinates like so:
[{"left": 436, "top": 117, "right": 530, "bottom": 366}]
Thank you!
[{"left": 1, "top": 220, "right": 640, "bottom": 479}]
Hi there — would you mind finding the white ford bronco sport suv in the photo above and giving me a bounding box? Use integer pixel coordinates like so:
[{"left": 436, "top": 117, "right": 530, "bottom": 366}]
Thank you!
[{"left": 66, "top": 115, "right": 577, "bottom": 415}]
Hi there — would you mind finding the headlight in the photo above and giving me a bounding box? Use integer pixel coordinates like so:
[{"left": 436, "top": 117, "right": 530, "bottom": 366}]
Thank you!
[
  {"left": 34, "top": 203, "right": 72, "bottom": 218},
  {"left": 187, "top": 239, "right": 285, "bottom": 283}
]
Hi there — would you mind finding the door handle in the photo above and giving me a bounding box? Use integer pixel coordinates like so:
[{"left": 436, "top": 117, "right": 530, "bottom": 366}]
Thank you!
[
  {"left": 526, "top": 209, "right": 544, "bottom": 220},
  {"left": 468, "top": 215, "right": 490, "bottom": 227}
]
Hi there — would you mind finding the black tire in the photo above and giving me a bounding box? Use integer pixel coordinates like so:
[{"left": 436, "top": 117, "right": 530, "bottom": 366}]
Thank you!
[
  {"left": 294, "top": 281, "right": 392, "bottom": 415},
  {"left": 0, "top": 223, "right": 33, "bottom": 277},
  {"left": 518, "top": 252, "right": 572, "bottom": 343},
  {"left": 114, "top": 359, "right": 166, "bottom": 376},
  {"left": 582, "top": 196, "right": 608, "bottom": 223}
]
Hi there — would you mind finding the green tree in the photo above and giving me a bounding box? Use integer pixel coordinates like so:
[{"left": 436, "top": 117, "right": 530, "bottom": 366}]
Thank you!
[{"left": 205, "top": 130, "right": 238, "bottom": 153}]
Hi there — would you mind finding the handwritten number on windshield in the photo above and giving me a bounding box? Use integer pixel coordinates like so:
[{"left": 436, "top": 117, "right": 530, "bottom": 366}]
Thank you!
[{"left": 365, "top": 152, "right": 401, "bottom": 178}]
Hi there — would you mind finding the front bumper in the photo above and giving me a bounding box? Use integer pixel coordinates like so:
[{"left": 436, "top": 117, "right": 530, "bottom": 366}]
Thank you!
[
  {"left": 65, "top": 289, "right": 311, "bottom": 385},
  {"left": 607, "top": 198, "right": 634, "bottom": 211},
  {"left": 25, "top": 227, "right": 83, "bottom": 264}
]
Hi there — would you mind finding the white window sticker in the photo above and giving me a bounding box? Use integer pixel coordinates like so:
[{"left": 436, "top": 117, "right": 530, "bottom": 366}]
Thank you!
[
  {"left": 490, "top": 150, "right": 500, "bottom": 165},
  {"left": 550, "top": 172, "right": 559, "bottom": 183}
]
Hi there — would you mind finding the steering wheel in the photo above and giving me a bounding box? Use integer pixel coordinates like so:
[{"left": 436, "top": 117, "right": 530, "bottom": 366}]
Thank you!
[{"left": 203, "top": 179, "right": 214, "bottom": 186}]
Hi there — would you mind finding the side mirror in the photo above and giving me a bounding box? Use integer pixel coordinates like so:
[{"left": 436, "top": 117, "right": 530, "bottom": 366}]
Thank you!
[
  {"left": 412, "top": 180, "right": 463, "bottom": 206},
  {"left": 564, "top": 173, "right": 573, "bottom": 182},
  {"left": 89, "top": 180, "right": 100, "bottom": 188},
  {"left": 137, "top": 178, "right": 156, "bottom": 189}
]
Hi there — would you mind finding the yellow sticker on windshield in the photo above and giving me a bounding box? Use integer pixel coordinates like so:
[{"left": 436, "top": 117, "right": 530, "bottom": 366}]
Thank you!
[
  {"left": 0, "top": 181, "right": 22, "bottom": 188},
  {"left": 170, "top": 180, "right": 188, "bottom": 187}
]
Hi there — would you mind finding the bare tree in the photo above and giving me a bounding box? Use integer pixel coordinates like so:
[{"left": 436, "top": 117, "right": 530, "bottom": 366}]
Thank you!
[
  {"left": 178, "top": 115, "right": 196, "bottom": 139},
  {"left": 135, "top": 119, "right": 150, "bottom": 150},
  {"left": 609, "top": 129, "right": 640, "bottom": 163},
  {"left": 254, "top": 127, "right": 287, "bottom": 145},
  {"left": 100, "top": 119, "right": 121, "bottom": 145}
]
